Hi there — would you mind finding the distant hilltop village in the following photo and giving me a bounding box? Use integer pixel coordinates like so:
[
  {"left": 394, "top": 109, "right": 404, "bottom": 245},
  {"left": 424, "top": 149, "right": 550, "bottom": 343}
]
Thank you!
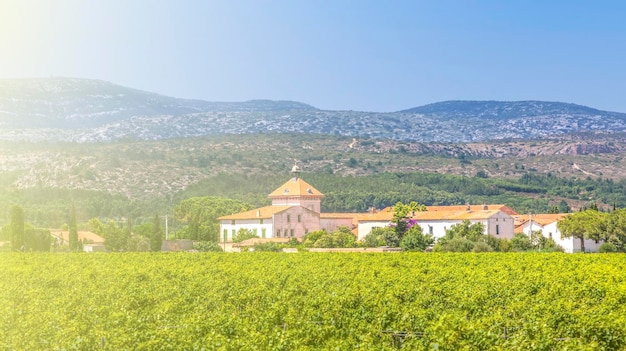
[{"left": 218, "top": 165, "right": 603, "bottom": 253}]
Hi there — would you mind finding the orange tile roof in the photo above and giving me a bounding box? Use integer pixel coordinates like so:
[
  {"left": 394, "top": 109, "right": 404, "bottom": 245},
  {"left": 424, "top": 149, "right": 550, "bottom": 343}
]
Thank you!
[
  {"left": 413, "top": 210, "right": 502, "bottom": 221},
  {"left": 217, "top": 205, "right": 292, "bottom": 220},
  {"left": 268, "top": 177, "right": 324, "bottom": 198},
  {"left": 50, "top": 230, "right": 105, "bottom": 244},
  {"left": 512, "top": 213, "right": 570, "bottom": 227},
  {"left": 427, "top": 204, "right": 518, "bottom": 215},
  {"left": 357, "top": 209, "right": 504, "bottom": 223}
]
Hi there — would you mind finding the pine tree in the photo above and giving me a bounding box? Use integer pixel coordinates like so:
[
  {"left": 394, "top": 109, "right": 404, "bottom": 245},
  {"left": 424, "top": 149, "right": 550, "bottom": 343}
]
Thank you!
[
  {"left": 10, "top": 205, "right": 25, "bottom": 251},
  {"left": 69, "top": 205, "right": 78, "bottom": 252},
  {"left": 150, "top": 214, "right": 163, "bottom": 252}
]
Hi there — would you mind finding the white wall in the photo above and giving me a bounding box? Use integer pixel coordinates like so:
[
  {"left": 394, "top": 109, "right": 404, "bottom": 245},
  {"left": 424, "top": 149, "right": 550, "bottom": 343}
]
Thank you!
[
  {"left": 542, "top": 222, "right": 604, "bottom": 253},
  {"left": 220, "top": 220, "right": 274, "bottom": 243}
]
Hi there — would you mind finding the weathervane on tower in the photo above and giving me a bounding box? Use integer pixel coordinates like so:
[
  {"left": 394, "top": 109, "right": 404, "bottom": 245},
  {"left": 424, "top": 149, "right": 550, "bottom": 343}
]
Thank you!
[{"left": 291, "top": 159, "right": 301, "bottom": 180}]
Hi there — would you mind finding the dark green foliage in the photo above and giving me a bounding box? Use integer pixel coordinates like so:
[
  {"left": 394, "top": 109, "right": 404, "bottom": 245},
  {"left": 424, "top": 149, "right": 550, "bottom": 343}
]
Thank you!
[
  {"left": 400, "top": 226, "right": 434, "bottom": 252},
  {"left": 69, "top": 205, "right": 78, "bottom": 252},
  {"left": 362, "top": 229, "right": 387, "bottom": 247},
  {"left": 307, "top": 227, "right": 356, "bottom": 248},
  {"left": 232, "top": 229, "right": 259, "bottom": 243},
  {"left": 599, "top": 242, "right": 618, "bottom": 253},
  {"left": 434, "top": 237, "right": 475, "bottom": 252},
  {"left": 472, "top": 241, "right": 494, "bottom": 252},
  {"left": 192, "top": 241, "right": 223, "bottom": 252},
  {"left": 173, "top": 197, "right": 252, "bottom": 242},
  {"left": 510, "top": 233, "right": 533, "bottom": 252},
  {"left": 24, "top": 226, "right": 51, "bottom": 252},
  {"left": 151, "top": 214, "right": 163, "bottom": 252},
  {"left": 103, "top": 220, "right": 129, "bottom": 252},
  {"left": 9, "top": 206, "right": 24, "bottom": 251},
  {"left": 252, "top": 242, "right": 284, "bottom": 252}
]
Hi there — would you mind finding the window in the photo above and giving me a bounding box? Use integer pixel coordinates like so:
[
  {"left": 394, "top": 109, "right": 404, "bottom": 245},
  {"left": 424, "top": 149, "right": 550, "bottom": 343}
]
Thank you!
[
  {"left": 231, "top": 229, "right": 236, "bottom": 237},
  {"left": 223, "top": 229, "right": 227, "bottom": 241},
  {"left": 496, "top": 225, "right": 500, "bottom": 235},
  {"left": 260, "top": 219, "right": 264, "bottom": 224},
  {"left": 290, "top": 229, "right": 294, "bottom": 237},
  {"left": 262, "top": 228, "right": 266, "bottom": 238},
  {"left": 298, "top": 215, "right": 301, "bottom": 222},
  {"left": 428, "top": 225, "right": 433, "bottom": 235},
  {"left": 549, "top": 232, "right": 553, "bottom": 239},
  {"left": 305, "top": 229, "right": 309, "bottom": 234},
  {"left": 276, "top": 230, "right": 281, "bottom": 238},
  {"left": 287, "top": 215, "right": 291, "bottom": 222},
  {"left": 253, "top": 228, "right": 258, "bottom": 236}
]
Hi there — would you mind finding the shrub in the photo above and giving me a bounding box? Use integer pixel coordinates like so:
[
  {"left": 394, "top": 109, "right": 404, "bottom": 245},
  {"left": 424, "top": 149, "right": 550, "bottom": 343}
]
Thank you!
[
  {"left": 599, "top": 242, "right": 618, "bottom": 253},
  {"left": 193, "top": 241, "right": 223, "bottom": 252},
  {"left": 473, "top": 241, "right": 494, "bottom": 253},
  {"left": 439, "top": 237, "right": 475, "bottom": 252},
  {"left": 400, "top": 227, "right": 434, "bottom": 252},
  {"left": 510, "top": 233, "right": 533, "bottom": 252}
]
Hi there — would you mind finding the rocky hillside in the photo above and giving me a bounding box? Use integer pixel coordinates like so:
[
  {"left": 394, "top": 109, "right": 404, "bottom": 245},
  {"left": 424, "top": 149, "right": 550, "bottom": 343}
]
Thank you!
[{"left": 2, "top": 78, "right": 626, "bottom": 142}]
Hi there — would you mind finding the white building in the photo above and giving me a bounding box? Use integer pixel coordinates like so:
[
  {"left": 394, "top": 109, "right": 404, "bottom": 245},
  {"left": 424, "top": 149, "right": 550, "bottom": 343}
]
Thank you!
[
  {"left": 218, "top": 166, "right": 350, "bottom": 243},
  {"left": 356, "top": 205, "right": 516, "bottom": 240},
  {"left": 514, "top": 213, "right": 605, "bottom": 253}
]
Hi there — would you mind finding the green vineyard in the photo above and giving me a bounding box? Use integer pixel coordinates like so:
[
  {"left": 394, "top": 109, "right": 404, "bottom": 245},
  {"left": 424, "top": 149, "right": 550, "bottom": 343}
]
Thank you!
[{"left": 2, "top": 253, "right": 625, "bottom": 350}]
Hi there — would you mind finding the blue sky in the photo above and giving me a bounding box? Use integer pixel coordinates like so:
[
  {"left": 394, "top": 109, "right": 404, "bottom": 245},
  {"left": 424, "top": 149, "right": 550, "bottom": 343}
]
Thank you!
[{"left": 1, "top": 0, "right": 625, "bottom": 112}]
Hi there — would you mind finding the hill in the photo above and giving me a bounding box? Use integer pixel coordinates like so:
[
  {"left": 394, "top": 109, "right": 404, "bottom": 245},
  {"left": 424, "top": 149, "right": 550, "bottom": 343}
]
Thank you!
[{"left": 2, "top": 78, "right": 626, "bottom": 142}]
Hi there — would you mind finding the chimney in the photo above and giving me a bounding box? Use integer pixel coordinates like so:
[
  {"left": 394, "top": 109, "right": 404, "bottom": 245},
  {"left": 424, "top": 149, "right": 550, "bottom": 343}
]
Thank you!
[
  {"left": 256, "top": 210, "right": 261, "bottom": 218},
  {"left": 482, "top": 204, "right": 488, "bottom": 210}
]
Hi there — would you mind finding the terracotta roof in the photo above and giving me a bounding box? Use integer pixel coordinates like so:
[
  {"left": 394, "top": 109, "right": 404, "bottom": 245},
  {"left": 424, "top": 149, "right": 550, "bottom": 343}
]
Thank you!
[
  {"left": 413, "top": 210, "right": 503, "bottom": 221},
  {"left": 50, "top": 230, "right": 105, "bottom": 244},
  {"left": 426, "top": 205, "right": 518, "bottom": 215},
  {"left": 357, "top": 209, "right": 506, "bottom": 223},
  {"left": 268, "top": 177, "right": 324, "bottom": 198},
  {"left": 320, "top": 213, "right": 358, "bottom": 219},
  {"left": 217, "top": 205, "right": 292, "bottom": 220},
  {"left": 512, "top": 213, "right": 570, "bottom": 228}
]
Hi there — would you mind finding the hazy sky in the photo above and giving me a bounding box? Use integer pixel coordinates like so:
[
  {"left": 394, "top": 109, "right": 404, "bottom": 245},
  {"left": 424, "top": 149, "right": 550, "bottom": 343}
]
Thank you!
[{"left": 1, "top": 0, "right": 625, "bottom": 112}]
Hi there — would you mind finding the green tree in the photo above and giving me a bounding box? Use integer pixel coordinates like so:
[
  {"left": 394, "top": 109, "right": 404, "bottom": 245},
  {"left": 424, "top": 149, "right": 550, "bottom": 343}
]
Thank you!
[
  {"left": 400, "top": 225, "right": 434, "bottom": 252},
  {"left": 391, "top": 201, "right": 426, "bottom": 241},
  {"left": 606, "top": 208, "right": 626, "bottom": 250},
  {"left": 445, "top": 220, "right": 486, "bottom": 242},
  {"left": 24, "top": 225, "right": 51, "bottom": 252},
  {"left": 303, "top": 230, "right": 327, "bottom": 248},
  {"left": 103, "top": 220, "right": 129, "bottom": 252},
  {"left": 10, "top": 205, "right": 25, "bottom": 251},
  {"left": 88, "top": 217, "right": 105, "bottom": 236},
  {"left": 558, "top": 210, "right": 608, "bottom": 253},
  {"left": 151, "top": 214, "right": 163, "bottom": 252},
  {"left": 174, "top": 197, "right": 252, "bottom": 242},
  {"left": 362, "top": 229, "right": 387, "bottom": 247},
  {"left": 69, "top": 205, "right": 78, "bottom": 252},
  {"left": 232, "top": 228, "right": 259, "bottom": 243},
  {"left": 510, "top": 233, "right": 533, "bottom": 251}
]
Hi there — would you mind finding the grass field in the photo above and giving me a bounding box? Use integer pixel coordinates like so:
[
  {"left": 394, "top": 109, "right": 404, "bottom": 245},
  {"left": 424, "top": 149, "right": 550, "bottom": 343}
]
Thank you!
[{"left": 1, "top": 252, "right": 625, "bottom": 350}]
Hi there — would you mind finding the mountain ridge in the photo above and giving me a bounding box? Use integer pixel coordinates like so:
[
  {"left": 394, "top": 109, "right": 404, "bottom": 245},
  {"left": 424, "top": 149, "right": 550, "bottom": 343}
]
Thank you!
[{"left": 2, "top": 77, "right": 626, "bottom": 142}]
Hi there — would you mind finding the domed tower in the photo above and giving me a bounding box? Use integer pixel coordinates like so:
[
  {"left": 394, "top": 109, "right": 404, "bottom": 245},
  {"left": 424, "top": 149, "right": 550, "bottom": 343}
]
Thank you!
[{"left": 268, "top": 163, "right": 323, "bottom": 213}]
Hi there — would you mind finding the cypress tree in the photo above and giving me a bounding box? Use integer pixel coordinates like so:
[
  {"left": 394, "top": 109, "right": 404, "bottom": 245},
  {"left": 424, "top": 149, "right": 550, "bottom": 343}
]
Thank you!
[
  {"left": 10, "top": 205, "right": 25, "bottom": 251},
  {"left": 69, "top": 205, "right": 78, "bottom": 252},
  {"left": 151, "top": 214, "right": 163, "bottom": 252}
]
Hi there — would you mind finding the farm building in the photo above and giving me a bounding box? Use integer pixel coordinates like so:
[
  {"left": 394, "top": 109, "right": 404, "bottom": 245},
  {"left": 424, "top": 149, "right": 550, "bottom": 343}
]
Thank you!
[
  {"left": 218, "top": 166, "right": 518, "bottom": 243},
  {"left": 514, "top": 213, "right": 605, "bottom": 253}
]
